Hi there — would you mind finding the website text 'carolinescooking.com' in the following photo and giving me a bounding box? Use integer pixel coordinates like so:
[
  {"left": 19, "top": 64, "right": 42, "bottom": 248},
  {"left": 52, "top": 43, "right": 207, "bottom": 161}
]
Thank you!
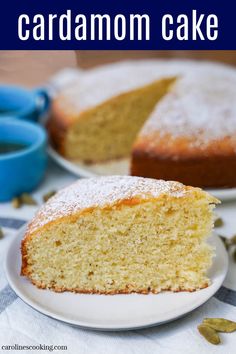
[{"left": 1, "top": 344, "right": 68, "bottom": 352}]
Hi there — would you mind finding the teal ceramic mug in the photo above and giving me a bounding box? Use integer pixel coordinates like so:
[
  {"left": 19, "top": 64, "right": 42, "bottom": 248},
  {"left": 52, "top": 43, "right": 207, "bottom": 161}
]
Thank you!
[
  {"left": 0, "top": 85, "right": 50, "bottom": 122},
  {"left": 0, "top": 118, "right": 47, "bottom": 201}
]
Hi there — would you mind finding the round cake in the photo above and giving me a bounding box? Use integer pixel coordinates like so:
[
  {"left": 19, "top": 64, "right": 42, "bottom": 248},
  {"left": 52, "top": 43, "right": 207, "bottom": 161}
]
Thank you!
[
  {"left": 49, "top": 59, "right": 236, "bottom": 188},
  {"left": 21, "top": 176, "right": 218, "bottom": 294}
]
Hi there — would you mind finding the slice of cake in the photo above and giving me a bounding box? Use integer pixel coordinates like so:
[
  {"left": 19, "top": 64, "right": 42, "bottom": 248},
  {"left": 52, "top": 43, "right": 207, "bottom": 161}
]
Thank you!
[{"left": 21, "top": 176, "right": 218, "bottom": 294}]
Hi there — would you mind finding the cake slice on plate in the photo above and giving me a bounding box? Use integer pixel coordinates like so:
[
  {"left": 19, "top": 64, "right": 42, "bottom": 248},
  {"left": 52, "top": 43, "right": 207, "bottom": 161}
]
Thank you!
[{"left": 21, "top": 176, "right": 218, "bottom": 294}]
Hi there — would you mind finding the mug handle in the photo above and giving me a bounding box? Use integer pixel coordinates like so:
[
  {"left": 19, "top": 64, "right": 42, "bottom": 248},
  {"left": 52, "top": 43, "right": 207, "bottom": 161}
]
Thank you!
[{"left": 34, "top": 88, "right": 51, "bottom": 120}]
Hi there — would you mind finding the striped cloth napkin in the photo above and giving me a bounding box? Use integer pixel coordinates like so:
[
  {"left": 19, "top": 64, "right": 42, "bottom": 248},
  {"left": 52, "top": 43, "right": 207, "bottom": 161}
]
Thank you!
[{"left": 0, "top": 161, "right": 235, "bottom": 354}]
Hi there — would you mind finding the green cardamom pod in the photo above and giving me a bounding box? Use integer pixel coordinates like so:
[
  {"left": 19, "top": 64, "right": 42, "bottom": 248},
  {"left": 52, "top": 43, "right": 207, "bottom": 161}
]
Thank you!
[
  {"left": 233, "top": 249, "right": 236, "bottom": 263},
  {"left": 12, "top": 197, "right": 21, "bottom": 209},
  {"left": 219, "top": 235, "right": 229, "bottom": 250},
  {"left": 214, "top": 217, "right": 224, "bottom": 227},
  {"left": 43, "top": 190, "right": 57, "bottom": 203},
  {"left": 198, "top": 324, "right": 220, "bottom": 345},
  {"left": 230, "top": 235, "right": 236, "bottom": 245},
  {"left": 203, "top": 318, "right": 236, "bottom": 333}
]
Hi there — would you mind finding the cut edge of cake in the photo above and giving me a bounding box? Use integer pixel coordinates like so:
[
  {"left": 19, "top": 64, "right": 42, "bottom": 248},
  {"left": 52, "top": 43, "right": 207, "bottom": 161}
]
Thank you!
[{"left": 21, "top": 176, "right": 219, "bottom": 294}]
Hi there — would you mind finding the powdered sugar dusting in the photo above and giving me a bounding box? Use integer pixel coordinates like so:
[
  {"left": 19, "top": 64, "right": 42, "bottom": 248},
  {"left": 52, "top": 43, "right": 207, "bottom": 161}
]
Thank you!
[
  {"left": 56, "top": 59, "right": 232, "bottom": 116},
  {"left": 56, "top": 60, "right": 184, "bottom": 115},
  {"left": 140, "top": 67, "right": 236, "bottom": 147},
  {"left": 27, "top": 176, "right": 188, "bottom": 233}
]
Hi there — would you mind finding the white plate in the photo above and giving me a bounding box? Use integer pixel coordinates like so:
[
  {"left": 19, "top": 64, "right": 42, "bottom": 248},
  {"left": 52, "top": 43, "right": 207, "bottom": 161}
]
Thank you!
[
  {"left": 5, "top": 225, "right": 228, "bottom": 331},
  {"left": 48, "top": 145, "right": 236, "bottom": 202}
]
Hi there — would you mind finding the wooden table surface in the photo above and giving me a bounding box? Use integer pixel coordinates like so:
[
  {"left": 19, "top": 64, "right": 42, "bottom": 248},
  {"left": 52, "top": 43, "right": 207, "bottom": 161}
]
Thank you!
[
  {"left": 0, "top": 51, "right": 76, "bottom": 87},
  {"left": 1, "top": 50, "right": 235, "bottom": 88}
]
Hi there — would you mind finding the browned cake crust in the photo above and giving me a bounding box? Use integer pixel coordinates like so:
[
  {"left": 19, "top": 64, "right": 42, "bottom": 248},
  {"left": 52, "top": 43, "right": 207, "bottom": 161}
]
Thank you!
[
  {"left": 47, "top": 100, "right": 71, "bottom": 156},
  {"left": 24, "top": 277, "right": 208, "bottom": 294},
  {"left": 131, "top": 135, "right": 236, "bottom": 188}
]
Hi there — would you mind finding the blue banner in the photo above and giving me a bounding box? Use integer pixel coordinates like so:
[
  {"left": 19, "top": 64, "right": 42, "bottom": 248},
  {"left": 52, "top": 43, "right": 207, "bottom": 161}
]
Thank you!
[{"left": 0, "top": 0, "right": 235, "bottom": 49}]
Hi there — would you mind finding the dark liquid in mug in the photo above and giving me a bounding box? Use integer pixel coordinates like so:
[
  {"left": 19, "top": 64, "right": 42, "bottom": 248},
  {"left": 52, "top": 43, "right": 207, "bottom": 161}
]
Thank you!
[{"left": 0, "top": 141, "right": 28, "bottom": 154}]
